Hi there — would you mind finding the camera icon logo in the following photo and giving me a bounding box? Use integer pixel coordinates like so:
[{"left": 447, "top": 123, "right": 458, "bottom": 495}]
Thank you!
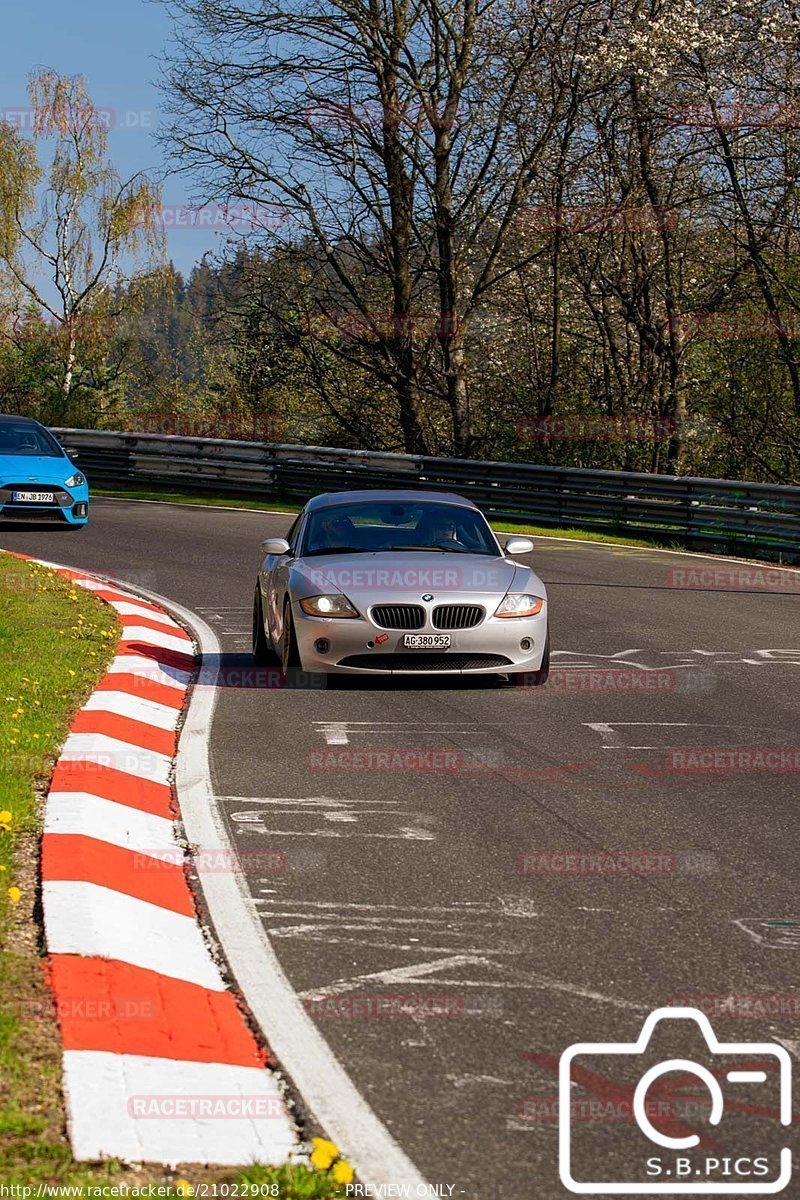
[{"left": 558, "top": 1007, "right": 792, "bottom": 1194}]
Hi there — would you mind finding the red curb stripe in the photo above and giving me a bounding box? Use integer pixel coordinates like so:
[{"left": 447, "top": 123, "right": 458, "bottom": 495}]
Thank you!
[
  {"left": 49, "top": 760, "right": 175, "bottom": 820},
  {"left": 47, "top": 956, "right": 267, "bottom": 1067},
  {"left": 70, "top": 710, "right": 178, "bottom": 757},
  {"left": 91, "top": 588, "right": 165, "bottom": 613},
  {"left": 121, "top": 614, "right": 191, "bottom": 641},
  {"left": 95, "top": 672, "right": 186, "bottom": 710},
  {"left": 117, "top": 640, "right": 196, "bottom": 674},
  {"left": 42, "top": 834, "right": 194, "bottom": 917}
]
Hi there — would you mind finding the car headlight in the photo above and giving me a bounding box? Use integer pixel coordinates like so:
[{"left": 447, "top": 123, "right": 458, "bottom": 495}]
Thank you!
[
  {"left": 64, "top": 473, "right": 86, "bottom": 488},
  {"left": 299, "top": 594, "right": 360, "bottom": 618},
  {"left": 494, "top": 594, "right": 544, "bottom": 618}
]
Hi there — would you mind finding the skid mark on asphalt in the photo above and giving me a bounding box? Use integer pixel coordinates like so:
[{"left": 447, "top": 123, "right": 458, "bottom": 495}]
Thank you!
[
  {"left": 195, "top": 605, "right": 251, "bottom": 648},
  {"left": 251, "top": 898, "right": 646, "bottom": 1012},
  {"left": 297, "top": 953, "right": 647, "bottom": 1013}
]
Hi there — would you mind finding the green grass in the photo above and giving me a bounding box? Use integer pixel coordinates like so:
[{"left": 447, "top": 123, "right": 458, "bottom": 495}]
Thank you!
[
  {"left": 95, "top": 486, "right": 678, "bottom": 551},
  {"left": 0, "top": 554, "right": 345, "bottom": 1195}
]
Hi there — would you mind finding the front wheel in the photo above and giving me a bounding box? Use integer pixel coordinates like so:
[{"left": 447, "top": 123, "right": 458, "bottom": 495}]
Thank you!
[
  {"left": 281, "top": 598, "right": 302, "bottom": 675},
  {"left": 252, "top": 583, "right": 275, "bottom": 665},
  {"left": 508, "top": 628, "right": 550, "bottom": 688}
]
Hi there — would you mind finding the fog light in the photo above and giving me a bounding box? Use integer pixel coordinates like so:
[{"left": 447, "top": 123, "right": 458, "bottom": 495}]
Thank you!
[
  {"left": 74, "top": 503, "right": 88, "bottom": 518},
  {"left": 315, "top": 638, "right": 330, "bottom": 654},
  {"left": 520, "top": 637, "right": 532, "bottom": 652}
]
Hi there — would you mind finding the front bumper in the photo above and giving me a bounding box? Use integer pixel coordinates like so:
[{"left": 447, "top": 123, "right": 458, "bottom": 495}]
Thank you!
[
  {"left": 0, "top": 483, "right": 89, "bottom": 524},
  {"left": 292, "top": 598, "right": 548, "bottom": 674}
]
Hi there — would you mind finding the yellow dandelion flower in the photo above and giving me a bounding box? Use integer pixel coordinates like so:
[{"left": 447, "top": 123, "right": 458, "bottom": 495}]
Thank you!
[
  {"left": 310, "top": 1137, "right": 339, "bottom": 1170},
  {"left": 332, "top": 1160, "right": 355, "bottom": 1185},
  {"left": 7, "top": 886, "right": 21, "bottom": 903},
  {"left": 175, "top": 1182, "right": 194, "bottom": 1197}
]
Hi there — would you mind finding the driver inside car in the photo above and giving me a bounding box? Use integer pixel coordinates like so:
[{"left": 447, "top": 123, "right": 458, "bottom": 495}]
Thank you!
[
  {"left": 310, "top": 511, "right": 358, "bottom": 552},
  {"left": 418, "top": 512, "right": 460, "bottom": 546}
]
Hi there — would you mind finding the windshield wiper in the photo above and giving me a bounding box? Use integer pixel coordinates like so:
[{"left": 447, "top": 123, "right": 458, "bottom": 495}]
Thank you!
[
  {"left": 303, "top": 546, "right": 372, "bottom": 557},
  {"left": 388, "top": 543, "right": 479, "bottom": 554}
]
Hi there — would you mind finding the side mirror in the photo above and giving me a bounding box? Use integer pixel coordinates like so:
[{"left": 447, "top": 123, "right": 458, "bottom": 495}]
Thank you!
[
  {"left": 261, "top": 537, "right": 291, "bottom": 555},
  {"left": 64, "top": 448, "right": 79, "bottom": 460},
  {"left": 504, "top": 536, "right": 534, "bottom": 555}
]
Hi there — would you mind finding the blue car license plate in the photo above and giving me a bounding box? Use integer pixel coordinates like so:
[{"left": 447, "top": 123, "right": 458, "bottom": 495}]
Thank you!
[{"left": 12, "top": 491, "right": 54, "bottom": 503}]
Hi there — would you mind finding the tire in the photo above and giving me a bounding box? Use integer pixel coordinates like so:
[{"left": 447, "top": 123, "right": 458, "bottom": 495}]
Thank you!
[
  {"left": 508, "top": 627, "right": 550, "bottom": 688},
  {"left": 252, "top": 583, "right": 275, "bottom": 665},
  {"left": 281, "top": 597, "right": 302, "bottom": 676}
]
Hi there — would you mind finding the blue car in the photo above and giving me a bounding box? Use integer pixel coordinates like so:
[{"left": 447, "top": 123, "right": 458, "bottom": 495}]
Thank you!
[{"left": 0, "top": 414, "right": 89, "bottom": 528}]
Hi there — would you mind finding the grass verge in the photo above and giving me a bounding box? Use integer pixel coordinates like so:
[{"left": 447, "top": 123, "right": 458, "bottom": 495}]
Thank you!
[
  {"left": 0, "top": 553, "right": 346, "bottom": 1196},
  {"left": 95, "top": 486, "right": 678, "bottom": 551}
]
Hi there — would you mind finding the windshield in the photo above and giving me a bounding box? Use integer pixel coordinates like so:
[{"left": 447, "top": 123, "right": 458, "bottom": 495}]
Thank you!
[
  {"left": 302, "top": 500, "right": 500, "bottom": 556},
  {"left": 0, "top": 422, "right": 63, "bottom": 458}
]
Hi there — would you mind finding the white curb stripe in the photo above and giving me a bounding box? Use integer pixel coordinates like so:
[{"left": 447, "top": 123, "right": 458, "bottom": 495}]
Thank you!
[
  {"left": 81, "top": 690, "right": 182, "bottom": 730},
  {"left": 43, "top": 881, "right": 225, "bottom": 990},
  {"left": 62, "top": 1051, "right": 296, "bottom": 1166},
  {"left": 60, "top": 732, "right": 172, "bottom": 785},
  {"left": 119, "top": 625, "right": 192, "bottom": 653},
  {"left": 110, "top": 599, "right": 175, "bottom": 621},
  {"left": 45, "top": 792, "right": 178, "bottom": 859}
]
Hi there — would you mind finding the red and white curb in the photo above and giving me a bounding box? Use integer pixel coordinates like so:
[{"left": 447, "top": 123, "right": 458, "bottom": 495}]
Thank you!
[{"left": 12, "top": 554, "right": 298, "bottom": 1166}]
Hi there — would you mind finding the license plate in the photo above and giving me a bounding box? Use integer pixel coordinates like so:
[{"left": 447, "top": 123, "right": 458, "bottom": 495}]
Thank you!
[
  {"left": 12, "top": 491, "right": 54, "bottom": 503},
  {"left": 403, "top": 634, "right": 451, "bottom": 649}
]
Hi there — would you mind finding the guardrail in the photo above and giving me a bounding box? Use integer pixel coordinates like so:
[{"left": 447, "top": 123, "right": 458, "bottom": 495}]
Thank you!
[{"left": 54, "top": 427, "right": 800, "bottom": 563}]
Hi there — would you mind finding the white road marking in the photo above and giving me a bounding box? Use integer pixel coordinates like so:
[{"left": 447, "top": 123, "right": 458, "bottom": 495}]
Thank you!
[
  {"left": 584, "top": 721, "right": 723, "bottom": 750},
  {"left": 45, "top": 791, "right": 179, "bottom": 860},
  {"left": 63, "top": 1052, "right": 295, "bottom": 1166},
  {"left": 312, "top": 720, "right": 484, "bottom": 745},
  {"left": 43, "top": 881, "right": 224, "bottom": 990},
  {"left": 318, "top": 721, "right": 350, "bottom": 745},
  {"left": 146, "top": 589, "right": 430, "bottom": 1191}
]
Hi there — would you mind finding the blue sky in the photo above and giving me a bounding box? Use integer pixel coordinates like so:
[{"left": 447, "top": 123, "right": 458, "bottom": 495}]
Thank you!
[{"left": 1, "top": 0, "right": 224, "bottom": 279}]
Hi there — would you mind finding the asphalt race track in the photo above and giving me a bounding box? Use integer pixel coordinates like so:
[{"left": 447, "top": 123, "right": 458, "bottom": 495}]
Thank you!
[{"left": 3, "top": 497, "right": 800, "bottom": 1198}]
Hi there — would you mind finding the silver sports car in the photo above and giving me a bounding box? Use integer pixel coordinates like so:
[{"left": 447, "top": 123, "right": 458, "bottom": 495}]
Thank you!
[{"left": 252, "top": 489, "right": 549, "bottom": 684}]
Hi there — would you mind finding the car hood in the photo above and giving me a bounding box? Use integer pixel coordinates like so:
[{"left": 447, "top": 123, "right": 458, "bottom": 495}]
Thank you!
[
  {"left": 291, "top": 551, "right": 543, "bottom": 602},
  {"left": 0, "top": 454, "right": 73, "bottom": 484}
]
